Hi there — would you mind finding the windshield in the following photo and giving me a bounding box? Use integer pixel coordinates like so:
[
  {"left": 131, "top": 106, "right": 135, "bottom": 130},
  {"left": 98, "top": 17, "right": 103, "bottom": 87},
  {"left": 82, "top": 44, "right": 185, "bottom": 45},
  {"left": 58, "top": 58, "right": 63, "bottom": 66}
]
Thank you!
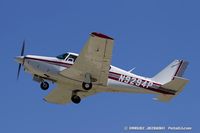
[{"left": 56, "top": 53, "right": 69, "bottom": 60}]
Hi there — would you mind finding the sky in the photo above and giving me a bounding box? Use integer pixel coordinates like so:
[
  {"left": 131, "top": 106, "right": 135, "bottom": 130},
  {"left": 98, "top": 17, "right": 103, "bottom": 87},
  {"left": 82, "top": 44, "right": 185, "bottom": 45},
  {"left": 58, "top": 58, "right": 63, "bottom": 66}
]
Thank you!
[{"left": 0, "top": 0, "right": 199, "bottom": 132}]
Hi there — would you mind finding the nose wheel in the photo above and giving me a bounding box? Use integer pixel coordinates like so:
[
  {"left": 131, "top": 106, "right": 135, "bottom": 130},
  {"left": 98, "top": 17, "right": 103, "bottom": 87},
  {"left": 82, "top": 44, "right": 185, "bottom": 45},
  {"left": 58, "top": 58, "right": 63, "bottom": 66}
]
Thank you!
[
  {"left": 71, "top": 95, "right": 81, "bottom": 104},
  {"left": 40, "top": 81, "right": 49, "bottom": 90}
]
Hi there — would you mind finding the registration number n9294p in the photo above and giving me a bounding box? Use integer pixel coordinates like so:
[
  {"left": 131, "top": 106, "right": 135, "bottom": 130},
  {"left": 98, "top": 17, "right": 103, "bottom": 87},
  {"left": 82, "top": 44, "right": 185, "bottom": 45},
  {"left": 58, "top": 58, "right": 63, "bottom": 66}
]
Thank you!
[{"left": 118, "top": 75, "right": 153, "bottom": 88}]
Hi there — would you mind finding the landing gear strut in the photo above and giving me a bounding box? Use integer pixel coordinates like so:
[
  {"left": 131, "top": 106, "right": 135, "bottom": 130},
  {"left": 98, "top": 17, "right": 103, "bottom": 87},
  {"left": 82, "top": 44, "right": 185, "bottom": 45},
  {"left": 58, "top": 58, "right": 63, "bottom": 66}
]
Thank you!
[
  {"left": 40, "top": 81, "right": 49, "bottom": 90},
  {"left": 82, "top": 73, "right": 92, "bottom": 90}
]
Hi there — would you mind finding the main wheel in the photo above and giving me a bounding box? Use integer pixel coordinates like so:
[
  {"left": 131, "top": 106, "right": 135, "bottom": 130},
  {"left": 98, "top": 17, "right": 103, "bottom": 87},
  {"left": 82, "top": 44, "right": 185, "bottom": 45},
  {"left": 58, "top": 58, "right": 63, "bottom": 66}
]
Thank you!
[
  {"left": 82, "top": 82, "right": 92, "bottom": 90},
  {"left": 40, "top": 81, "right": 49, "bottom": 90},
  {"left": 71, "top": 95, "right": 81, "bottom": 104}
]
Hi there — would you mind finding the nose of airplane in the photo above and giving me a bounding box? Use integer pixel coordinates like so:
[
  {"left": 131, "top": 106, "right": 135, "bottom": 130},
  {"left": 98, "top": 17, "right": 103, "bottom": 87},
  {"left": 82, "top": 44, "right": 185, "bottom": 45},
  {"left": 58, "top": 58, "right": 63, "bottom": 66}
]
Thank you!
[{"left": 15, "top": 56, "right": 24, "bottom": 64}]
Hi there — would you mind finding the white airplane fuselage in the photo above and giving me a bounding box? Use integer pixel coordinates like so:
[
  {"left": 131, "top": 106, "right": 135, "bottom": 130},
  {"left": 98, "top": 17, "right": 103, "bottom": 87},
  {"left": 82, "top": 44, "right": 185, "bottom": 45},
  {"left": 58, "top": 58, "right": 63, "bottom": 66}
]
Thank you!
[
  {"left": 17, "top": 54, "right": 169, "bottom": 96},
  {"left": 15, "top": 32, "right": 189, "bottom": 104}
]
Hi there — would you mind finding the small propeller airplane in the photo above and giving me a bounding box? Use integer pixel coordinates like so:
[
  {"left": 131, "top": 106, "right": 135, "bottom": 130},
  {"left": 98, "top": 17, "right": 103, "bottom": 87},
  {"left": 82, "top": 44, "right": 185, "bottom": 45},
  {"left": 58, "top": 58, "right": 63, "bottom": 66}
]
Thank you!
[{"left": 15, "top": 32, "right": 189, "bottom": 104}]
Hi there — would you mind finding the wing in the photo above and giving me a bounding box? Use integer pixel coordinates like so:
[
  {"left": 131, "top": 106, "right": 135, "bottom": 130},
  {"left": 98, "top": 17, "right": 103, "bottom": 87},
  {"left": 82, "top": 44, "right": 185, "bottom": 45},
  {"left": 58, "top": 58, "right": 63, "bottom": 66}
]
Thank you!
[
  {"left": 44, "top": 83, "right": 96, "bottom": 104},
  {"left": 60, "top": 32, "right": 114, "bottom": 86}
]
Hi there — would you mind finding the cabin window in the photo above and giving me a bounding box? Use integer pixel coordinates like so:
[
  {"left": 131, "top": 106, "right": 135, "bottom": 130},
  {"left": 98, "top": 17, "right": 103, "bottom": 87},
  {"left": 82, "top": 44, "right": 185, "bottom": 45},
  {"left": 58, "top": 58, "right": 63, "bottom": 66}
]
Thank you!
[
  {"left": 67, "top": 58, "right": 74, "bottom": 62},
  {"left": 66, "top": 54, "right": 78, "bottom": 63}
]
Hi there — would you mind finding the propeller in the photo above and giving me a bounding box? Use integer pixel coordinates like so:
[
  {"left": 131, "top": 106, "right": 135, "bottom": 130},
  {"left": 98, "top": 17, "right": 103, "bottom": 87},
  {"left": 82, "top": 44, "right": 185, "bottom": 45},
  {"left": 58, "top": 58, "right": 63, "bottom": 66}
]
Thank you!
[{"left": 17, "top": 40, "right": 25, "bottom": 79}]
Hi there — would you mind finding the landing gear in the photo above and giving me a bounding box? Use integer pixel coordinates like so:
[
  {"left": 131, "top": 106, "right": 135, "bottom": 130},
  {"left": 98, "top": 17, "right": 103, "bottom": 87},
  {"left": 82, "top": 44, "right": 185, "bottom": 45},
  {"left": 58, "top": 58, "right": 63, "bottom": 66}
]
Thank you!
[
  {"left": 40, "top": 81, "right": 49, "bottom": 90},
  {"left": 82, "top": 73, "right": 92, "bottom": 90},
  {"left": 71, "top": 95, "right": 81, "bottom": 104},
  {"left": 82, "top": 82, "right": 92, "bottom": 90}
]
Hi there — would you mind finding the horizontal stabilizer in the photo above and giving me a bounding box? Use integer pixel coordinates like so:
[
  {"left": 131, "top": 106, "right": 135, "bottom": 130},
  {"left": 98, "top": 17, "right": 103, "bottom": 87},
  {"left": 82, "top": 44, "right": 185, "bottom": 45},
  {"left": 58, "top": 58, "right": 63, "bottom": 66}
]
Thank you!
[
  {"left": 154, "top": 76, "right": 189, "bottom": 102},
  {"left": 162, "top": 76, "right": 189, "bottom": 92},
  {"left": 153, "top": 95, "right": 174, "bottom": 102}
]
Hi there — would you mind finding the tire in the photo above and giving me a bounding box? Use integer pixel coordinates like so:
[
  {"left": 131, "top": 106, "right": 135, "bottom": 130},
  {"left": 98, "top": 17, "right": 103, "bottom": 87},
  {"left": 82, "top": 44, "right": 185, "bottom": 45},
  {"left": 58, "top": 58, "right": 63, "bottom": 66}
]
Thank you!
[
  {"left": 40, "top": 81, "right": 49, "bottom": 90},
  {"left": 71, "top": 95, "right": 81, "bottom": 104},
  {"left": 82, "top": 82, "right": 92, "bottom": 90}
]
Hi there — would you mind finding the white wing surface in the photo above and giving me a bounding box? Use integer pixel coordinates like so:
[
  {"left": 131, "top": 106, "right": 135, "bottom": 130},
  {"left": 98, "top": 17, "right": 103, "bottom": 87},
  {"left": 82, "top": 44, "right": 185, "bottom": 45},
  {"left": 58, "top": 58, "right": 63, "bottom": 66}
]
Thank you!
[{"left": 60, "top": 32, "right": 114, "bottom": 86}]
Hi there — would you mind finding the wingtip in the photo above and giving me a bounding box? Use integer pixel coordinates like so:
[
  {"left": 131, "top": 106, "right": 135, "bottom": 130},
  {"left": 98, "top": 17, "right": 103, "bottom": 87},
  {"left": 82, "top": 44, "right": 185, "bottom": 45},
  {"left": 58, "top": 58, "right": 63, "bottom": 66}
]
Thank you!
[{"left": 91, "top": 32, "right": 114, "bottom": 40}]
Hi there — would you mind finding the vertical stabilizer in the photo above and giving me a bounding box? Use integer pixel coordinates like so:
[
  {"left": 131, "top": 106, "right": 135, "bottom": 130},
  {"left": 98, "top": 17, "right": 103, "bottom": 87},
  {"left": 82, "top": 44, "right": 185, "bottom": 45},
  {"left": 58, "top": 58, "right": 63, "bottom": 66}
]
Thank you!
[{"left": 152, "top": 60, "right": 189, "bottom": 84}]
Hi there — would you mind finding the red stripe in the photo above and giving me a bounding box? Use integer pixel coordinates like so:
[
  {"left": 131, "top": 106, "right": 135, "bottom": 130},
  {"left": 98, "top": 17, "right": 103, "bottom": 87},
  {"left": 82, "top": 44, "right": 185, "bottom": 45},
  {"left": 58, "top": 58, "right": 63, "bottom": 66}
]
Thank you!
[
  {"left": 108, "top": 76, "right": 119, "bottom": 80},
  {"left": 109, "top": 71, "right": 121, "bottom": 76}
]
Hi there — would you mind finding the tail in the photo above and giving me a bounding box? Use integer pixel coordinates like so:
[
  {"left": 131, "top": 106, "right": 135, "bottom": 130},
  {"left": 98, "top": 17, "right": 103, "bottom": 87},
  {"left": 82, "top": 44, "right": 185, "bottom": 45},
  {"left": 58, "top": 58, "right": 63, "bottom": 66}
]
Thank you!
[
  {"left": 152, "top": 60, "right": 189, "bottom": 84},
  {"left": 151, "top": 60, "right": 189, "bottom": 102}
]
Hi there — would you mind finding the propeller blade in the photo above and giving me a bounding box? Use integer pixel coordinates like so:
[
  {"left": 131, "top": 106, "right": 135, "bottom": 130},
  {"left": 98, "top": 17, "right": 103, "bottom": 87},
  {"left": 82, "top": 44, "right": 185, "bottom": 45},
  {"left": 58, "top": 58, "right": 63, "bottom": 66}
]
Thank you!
[
  {"left": 21, "top": 40, "right": 25, "bottom": 56},
  {"left": 17, "top": 64, "right": 21, "bottom": 80},
  {"left": 17, "top": 40, "right": 26, "bottom": 80}
]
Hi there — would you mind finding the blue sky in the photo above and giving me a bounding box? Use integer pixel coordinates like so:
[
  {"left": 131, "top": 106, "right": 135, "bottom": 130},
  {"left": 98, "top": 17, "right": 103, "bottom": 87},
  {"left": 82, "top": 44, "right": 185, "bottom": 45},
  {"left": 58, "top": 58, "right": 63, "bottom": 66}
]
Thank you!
[{"left": 0, "top": 0, "right": 199, "bottom": 132}]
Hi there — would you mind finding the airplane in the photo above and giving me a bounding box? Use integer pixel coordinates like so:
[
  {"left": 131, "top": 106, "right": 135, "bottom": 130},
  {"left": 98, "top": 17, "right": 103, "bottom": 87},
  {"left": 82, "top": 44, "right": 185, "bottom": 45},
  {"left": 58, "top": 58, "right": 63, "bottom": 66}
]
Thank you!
[{"left": 15, "top": 32, "right": 189, "bottom": 104}]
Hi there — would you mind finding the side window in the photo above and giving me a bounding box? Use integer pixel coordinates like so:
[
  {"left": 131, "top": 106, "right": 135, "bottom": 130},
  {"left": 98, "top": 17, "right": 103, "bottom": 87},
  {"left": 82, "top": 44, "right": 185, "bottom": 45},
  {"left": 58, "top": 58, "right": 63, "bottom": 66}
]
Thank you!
[
  {"left": 67, "top": 58, "right": 74, "bottom": 62},
  {"left": 66, "top": 54, "right": 77, "bottom": 63}
]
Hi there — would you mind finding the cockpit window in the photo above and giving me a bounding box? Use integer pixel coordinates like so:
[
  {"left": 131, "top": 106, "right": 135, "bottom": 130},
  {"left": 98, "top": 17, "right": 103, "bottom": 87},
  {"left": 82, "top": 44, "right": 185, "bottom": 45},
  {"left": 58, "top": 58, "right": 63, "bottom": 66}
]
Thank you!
[{"left": 56, "top": 53, "right": 69, "bottom": 60}]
